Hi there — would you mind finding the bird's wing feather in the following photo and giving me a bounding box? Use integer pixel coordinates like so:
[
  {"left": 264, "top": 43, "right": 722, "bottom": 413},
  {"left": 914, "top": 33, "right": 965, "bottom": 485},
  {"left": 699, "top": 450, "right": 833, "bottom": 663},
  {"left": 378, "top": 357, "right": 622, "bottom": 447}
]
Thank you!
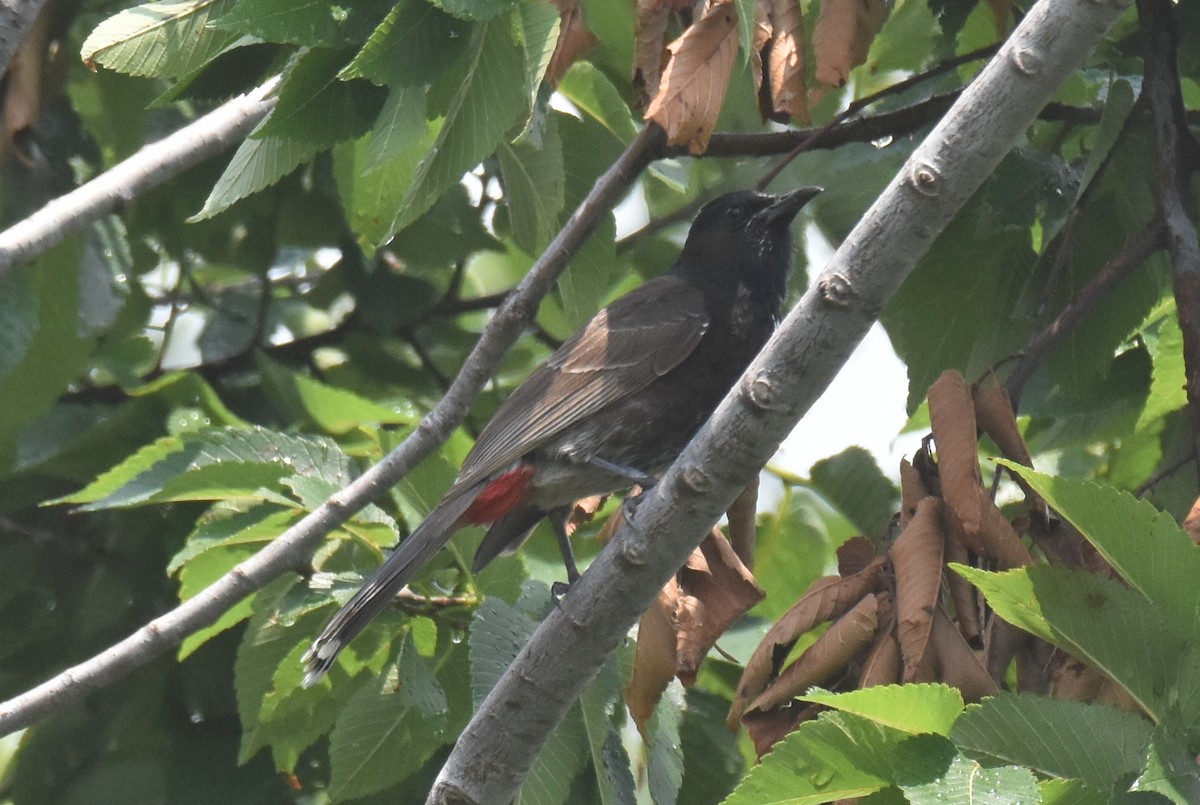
[{"left": 453, "top": 274, "right": 708, "bottom": 489}]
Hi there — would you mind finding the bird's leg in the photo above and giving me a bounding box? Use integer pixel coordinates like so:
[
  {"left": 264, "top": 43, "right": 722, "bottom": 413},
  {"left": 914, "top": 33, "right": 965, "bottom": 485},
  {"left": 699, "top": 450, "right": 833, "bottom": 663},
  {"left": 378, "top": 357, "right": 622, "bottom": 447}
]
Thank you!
[
  {"left": 585, "top": 455, "right": 658, "bottom": 488},
  {"left": 548, "top": 507, "right": 579, "bottom": 601}
]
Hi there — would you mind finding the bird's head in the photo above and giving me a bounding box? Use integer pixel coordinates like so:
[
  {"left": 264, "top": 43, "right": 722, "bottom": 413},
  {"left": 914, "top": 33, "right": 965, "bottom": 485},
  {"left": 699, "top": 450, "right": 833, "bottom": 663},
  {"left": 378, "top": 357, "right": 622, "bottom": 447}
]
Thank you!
[{"left": 677, "top": 187, "right": 822, "bottom": 302}]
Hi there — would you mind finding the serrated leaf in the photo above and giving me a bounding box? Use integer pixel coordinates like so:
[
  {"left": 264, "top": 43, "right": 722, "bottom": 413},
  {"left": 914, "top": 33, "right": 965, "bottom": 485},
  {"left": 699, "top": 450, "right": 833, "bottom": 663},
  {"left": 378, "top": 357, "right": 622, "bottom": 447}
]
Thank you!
[
  {"left": 724, "top": 711, "right": 907, "bottom": 803},
  {"left": 1133, "top": 724, "right": 1200, "bottom": 803},
  {"left": 212, "top": 0, "right": 392, "bottom": 47},
  {"left": 809, "top": 446, "right": 900, "bottom": 539},
  {"left": 470, "top": 596, "right": 539, "bottom": 707},
  {"left": 59, "top": 426, "right": 352, "bottom": 509},
  {"left": 170, "top": 504, "right": 297, "bottom": 576},
  {"left": 364, "top": 84, "right": 428, "bottom": 171},
  {"left": 81, "top": 0, "right": 240, "bottom": 78},
  {"left": 802, "top": 684, "right": 964, "bottom": 737},
  {"left": 433, "top": 0, "right": 518, "bottom": 21},
  {"left": 498, "top": 115, "right": 565, "bottom": 253},
  {"left": 1039, "top": 778, "right": 1112, "bottom": 805},
  {"left": 579, "top": 658, "right": 636, "bottom": 805},
  {"left": 953, "top": 564, "right": 1187, "bottom": 721},
  {"left": 646, "top": 683, "right": 685, "bottom": 805},
  {"left": 515, "top": 0, "right": 560, "bottom": 110},
  {"left": 340, "top": 0, "right": 471, "bottom": 87},
  {"left": 1138, "top": 310, "right": 1187, "bottom": 429},
  {"left": 256, "top": 47, "right": 386, "bottom": 145},
  {"left": 999, "top": 464, "right": 1200, "bottom": 646},
  {"left": 950, "top": 693, "right": 1152, "bottom": 790},
  {"left": 328, "top": 637, "right": 448, "bottom": 800},
  {"left": 388, "top": 12, "right": 529, "bottom": 238},
  {"left": 899, "top": 752, "right": 1039, "bottom": 805},
  {"left": 192, "top": 132, "right": 319, "bottom": 220}
]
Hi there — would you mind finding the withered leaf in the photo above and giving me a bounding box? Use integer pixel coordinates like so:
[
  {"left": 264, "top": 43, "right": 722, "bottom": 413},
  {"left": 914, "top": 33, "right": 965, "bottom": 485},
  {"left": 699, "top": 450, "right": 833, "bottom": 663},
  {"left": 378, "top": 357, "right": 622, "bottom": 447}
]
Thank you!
[
  {"left": 645, "top": 0, "right": 739, "bottom": 154},
  {"left": 891, "top": 497, "right": 945, "bottom": 681},
  {"left": 929, "top": 369, "right": 983, "bottom": 535},
  {"left": 978, "top": 495, "right": 1034, "bottom": 568},
  {"left": 766, "top": 0, "right": 808, "bottom": 123},
  {"left": 747, "top": 592, "right": 878, "bottom": 713},
  {"left": 930, "top": 605, "right": 997, "bottom": 701},
  {"left": 546, "top": 0, "right": 598, "bottom": 86},
  {"left": 726, "top": 476, "right": 759, "bottom": 568},
  {"left": 899, "top": 457, "right": 928, "bottom": 528},
  {"left": 634, "top": 0, "right": 670, "bottom": 104},
  {"left": 812, "top": 0, "right": 885, "bottom": 87}
]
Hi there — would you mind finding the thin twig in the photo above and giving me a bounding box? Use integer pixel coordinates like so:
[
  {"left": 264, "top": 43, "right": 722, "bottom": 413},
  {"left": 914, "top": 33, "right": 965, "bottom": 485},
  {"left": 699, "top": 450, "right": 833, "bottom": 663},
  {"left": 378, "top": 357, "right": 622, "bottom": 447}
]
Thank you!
[{"left": 1005, "top": 219, "right": 1166, "bottom": 407}]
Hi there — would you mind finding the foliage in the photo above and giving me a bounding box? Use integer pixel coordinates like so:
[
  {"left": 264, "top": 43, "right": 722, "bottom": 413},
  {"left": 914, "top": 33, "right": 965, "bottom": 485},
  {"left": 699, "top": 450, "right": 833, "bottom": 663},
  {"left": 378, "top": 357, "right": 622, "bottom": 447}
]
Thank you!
[{"left": 0, "top": 0, "right": 1198, "bottom": 802}]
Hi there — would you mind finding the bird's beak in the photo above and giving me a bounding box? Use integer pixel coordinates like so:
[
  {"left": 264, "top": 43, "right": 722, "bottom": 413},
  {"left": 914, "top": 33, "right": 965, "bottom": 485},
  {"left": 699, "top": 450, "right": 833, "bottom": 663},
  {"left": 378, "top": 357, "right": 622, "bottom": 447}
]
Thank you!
[{"left": 761, "top": 186, "right": 823, "bottom": 225}]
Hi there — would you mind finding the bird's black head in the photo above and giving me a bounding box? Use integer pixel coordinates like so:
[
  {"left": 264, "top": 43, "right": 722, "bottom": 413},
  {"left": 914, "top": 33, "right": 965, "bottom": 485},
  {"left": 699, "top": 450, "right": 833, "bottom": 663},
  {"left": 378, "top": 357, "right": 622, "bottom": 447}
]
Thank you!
[{"left": 676, "top": 187, "right": 822, "bottom": 308}]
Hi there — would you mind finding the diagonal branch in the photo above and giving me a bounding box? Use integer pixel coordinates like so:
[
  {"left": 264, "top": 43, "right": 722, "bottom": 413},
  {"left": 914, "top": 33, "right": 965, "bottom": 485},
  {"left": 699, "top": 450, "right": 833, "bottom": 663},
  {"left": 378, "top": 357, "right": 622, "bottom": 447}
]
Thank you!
[
  {"left": 0, "top": 123, "right": 665, "bottom": 736},
  {"left": 430, "top": 0, "right": 1134, "bottom": 800},
  {"left": 1139, "top": 0, "right": 1200, "bottom": 482},
  {"left": 0, "top": 76, "right": 281, "bottom": 275}
]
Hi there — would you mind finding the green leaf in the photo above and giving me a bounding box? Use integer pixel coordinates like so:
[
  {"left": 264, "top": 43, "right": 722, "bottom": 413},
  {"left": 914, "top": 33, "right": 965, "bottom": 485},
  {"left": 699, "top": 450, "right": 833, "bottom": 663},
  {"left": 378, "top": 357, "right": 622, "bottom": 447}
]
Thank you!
[
  {"left": 1133, "top": 725, "right": 1200, "bottom": 804},
  {"left": 497, "top": 114, "right": 565, "bottom": 253},
  {"left": 81, "top": 0, "right": 240, "bottom": 78},
  {"left": 364, "top": 84, "right": 429, "bottom": 171},
  {"left": 802, "top": 684, "right": 965, "bottom": 737},
  {"left": 953, "top": 564, "right": 1187, "bottom": 721},
  {"left": 328, "top": 637, "right": 449, "bottom": 800},
  {"left": 1137, "top": 306, "right": 1187, "bottom": 429},
  {"left": 578, "top": 658, "right": 637, "bottom": 805},
  {"left": 899, "top": 751, "right": 1040, "bottom": 805},
  {"left": 0, "top": 271, "right": 38, "bottom": 387},
  {"left": 212, "top": 0, "right": 393, "bottom": 47},
  {"left": 950, "top": 693, "right": 1152, "bottom": 790},
  {"left": 389, "top": 12, "right": 529, "bottom": 237},
  {"left": 341, "top": 0, "right": 471, "bottom": 87},
  {"left": 733, "top": 0, "right": 755, "bottom": 66},
  {"left": 256, "top": 352, "right": 415, "bottom": 434},
  {"left": 432, "top": 0, "right": 517, "bottom": 21},
  {"left": 679, "top": 688, "right": 743, "bottom": 805},
  {"left": 999, "top": 464, "right": 1200, "bottom": 646},
  {"left": 333, "top": 120, "right": 443, "bottom": 249},
  {"left": 809, "top": 447, "right": 900, "bottom": 540},
  {"left": 646, "top": 683, "right": 685, "bottom": 805},
  {"left": 256, "top": 48, "right": 386, "bottom": 145},
  {"left": 556, "top": 62, "right": 638, "bottom": 143},
  {"left": 723, "top": 711, "right": 906, "bottom": 804},
  {"left": 515, "top": 0, "right": 560, "bottom": 110},
  {"left": 192, "top": 131, "right": 320, "bottom": 220},
  {"left": 1039, "top": 779, "right": 1113, "bottom": 805},
  {"left": 58, "top": 426, "right": 353, "bottom": 509}
]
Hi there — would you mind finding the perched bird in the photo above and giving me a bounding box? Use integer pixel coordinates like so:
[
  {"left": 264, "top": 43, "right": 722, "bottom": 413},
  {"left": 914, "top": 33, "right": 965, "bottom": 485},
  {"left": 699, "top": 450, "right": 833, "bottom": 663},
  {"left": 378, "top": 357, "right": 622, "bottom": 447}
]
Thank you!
[{"left": 303, "top": 186, "right": 821, "bottom": 686}]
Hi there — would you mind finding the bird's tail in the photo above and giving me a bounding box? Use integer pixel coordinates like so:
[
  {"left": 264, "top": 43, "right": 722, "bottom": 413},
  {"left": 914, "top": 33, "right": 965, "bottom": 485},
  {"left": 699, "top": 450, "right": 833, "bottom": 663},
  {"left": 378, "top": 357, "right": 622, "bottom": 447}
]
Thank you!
[{"left": 301, "top": 487, "right": 479, "bottom": 686}]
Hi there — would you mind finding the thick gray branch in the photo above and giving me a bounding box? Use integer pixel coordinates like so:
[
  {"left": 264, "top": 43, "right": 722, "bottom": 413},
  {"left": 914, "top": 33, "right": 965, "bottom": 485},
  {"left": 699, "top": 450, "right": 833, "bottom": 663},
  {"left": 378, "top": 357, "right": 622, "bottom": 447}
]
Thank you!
[
  {"left": 0, "top": 0, "right": 49, "bottom": 85},
  {"left": 430, "top": 0, "right": 1133, "bottom": 801},
  {"left": 0, "top": 124, "right": 663, "bottom": 736}
]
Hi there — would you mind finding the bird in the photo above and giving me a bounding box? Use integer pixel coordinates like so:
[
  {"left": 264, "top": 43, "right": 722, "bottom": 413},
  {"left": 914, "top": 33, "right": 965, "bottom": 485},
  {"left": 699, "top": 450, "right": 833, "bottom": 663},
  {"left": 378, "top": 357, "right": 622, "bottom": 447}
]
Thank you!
[{"left": 302, "top": 186, "right": 821, "bottom": 686}]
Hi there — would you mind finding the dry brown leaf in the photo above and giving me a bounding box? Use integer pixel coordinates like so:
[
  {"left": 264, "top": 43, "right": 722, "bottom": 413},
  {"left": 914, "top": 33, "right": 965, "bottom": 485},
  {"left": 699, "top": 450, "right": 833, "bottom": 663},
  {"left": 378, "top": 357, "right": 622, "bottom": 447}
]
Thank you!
[
  {"left": 728, "top": 558, "right": 884, "bottom": 727},
  {"left": 836, "top": 536, "right": 876, "bottom": 577},
  {"left": 748, "top": 593, "right": 879, "bottom": 713},
  {"left": 1182, "top": 495, "right": 1200, "bottom": 545},
  {"left": 565, "top": 494, "right": 608, "bottom": 536},
  {"left": 899, "top": 457, "right": 928, "bottom": 528},
  {"left": 743, "top": 702, "right": 817, "bottom": 758},
  {"left": 645, "top": 0, "right": 739, "bottom": 154},
  {"left": 983, "top": 0, "right": 1013, "bottom": 34},
  {"left": 750, "top": 0, "right": 773, "bottom": 99},
  {"left": 546, "top": 0, "right": 599, "bottom": 86},
  {"left": 931, "top": 605, "right": 998, "bottom": 701},
  {"left": 978, "top": 496, "right": 1035, "bottom": 568},
  {"left": 627, "top": 529, "right": 764, "bottom": 727},
  {"left": 1015, "top": 636, "right": 1053, "bottom": 695},
  {"left": 634, "top": 0, "right": 671, "bottom": 104},
  {"left": 726, "top": 476, "right": 759, "bottom": 569},
  {"left": 983, "top": 614, "right": 1027, "bottom": 683},
  {"left": 1050, "top": 652, "right": 1141, "bottom": 712},
  {"left": 858, "top": 590, "right": 898, "bottom": 688},
  {"left": 765, "top": 0, "right": 809, "bottom": 123},
  {"left": 929, "top": 370, "right": 983, "bottom": 535},
  {"left": 943, "top": 530, "right": 981, "bottom": 643},
  {"left": 971, "top": 381, "right": 1031, "bottom": 467},
  {"left": 812, "top": 0, "right": 885, "bottom": 88},
  {"left": 627, "top": 583, "right": 680, "bottom": 728},
  {"left": 891, "top": 497, "right": 945, "bottom": 681}
]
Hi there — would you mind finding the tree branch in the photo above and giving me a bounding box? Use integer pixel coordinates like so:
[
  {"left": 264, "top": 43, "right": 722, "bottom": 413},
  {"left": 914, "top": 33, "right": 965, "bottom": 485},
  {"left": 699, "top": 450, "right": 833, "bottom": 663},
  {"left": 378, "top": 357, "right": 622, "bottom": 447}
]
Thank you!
[
  {"left": 0, "top": 0, "right": 49, "bottom": 85},
  {"left": 0, "top": 76, "right": 280, "bottom": 274},
  {"left": 1140, "top": 0, "right": 1200, "bottom": 482},
  {"left": 1004, "top": 218, "right": 1166, "bottom": 407},
  {"left": 430, "top": 0, "right": 1133, "bottom": 800},
  {"left": 0, "top": 123, "right": 665, "bottom": 736}
]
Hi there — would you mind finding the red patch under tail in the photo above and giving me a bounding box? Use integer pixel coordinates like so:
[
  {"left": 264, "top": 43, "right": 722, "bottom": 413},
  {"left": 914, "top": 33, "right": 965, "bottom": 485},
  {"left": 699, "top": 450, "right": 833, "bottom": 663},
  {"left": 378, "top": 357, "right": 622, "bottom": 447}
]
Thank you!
[{"left": 462, "top": 463, "right": 535, "bottom": 525}]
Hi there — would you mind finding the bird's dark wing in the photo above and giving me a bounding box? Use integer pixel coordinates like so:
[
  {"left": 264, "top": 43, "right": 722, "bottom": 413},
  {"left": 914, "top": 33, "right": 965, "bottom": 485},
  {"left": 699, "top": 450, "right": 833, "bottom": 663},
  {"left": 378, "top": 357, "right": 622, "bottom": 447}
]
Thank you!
[{"left": 453, "top": 274, "right": 709, "bottom": 490}]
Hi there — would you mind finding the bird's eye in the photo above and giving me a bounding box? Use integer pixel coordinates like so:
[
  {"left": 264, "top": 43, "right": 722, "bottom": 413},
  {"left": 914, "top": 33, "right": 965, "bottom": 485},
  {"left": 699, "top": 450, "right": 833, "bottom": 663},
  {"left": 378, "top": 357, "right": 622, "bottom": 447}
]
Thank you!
[{"left": 726, "top": 205, "right": 743, "bottom": 219}]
